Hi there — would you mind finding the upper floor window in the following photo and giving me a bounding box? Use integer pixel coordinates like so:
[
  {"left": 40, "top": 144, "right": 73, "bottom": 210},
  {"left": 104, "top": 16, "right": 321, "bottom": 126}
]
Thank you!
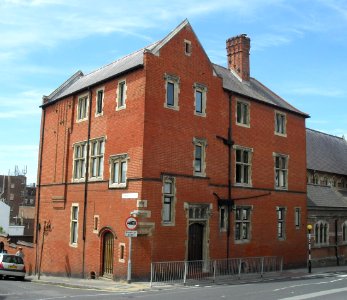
[
  {"left": 70, "top": 204, "right": 79, "bottom": 246},
  {"left": 194, "top": 83, "right": 207, "bottom": 117},
  {"left": 73, "top": 142, "right": 86, "bottom": 181},
  {"left": 184, "top": 39, "right": 192, "bottom": 56},
  {"left": 315, "top": 221, "right": 328, "bottom": 245},
  {"left": 164, "top": 73, "right": 180, "bottom": 110},
  {"left": 275, "top": 111, "right": 286, "bottom": 136},
  {"left": 116, "top": 80, "right": 127, "bottom": 110},
  {"left": 77, "top": 94, "right": 88, "bottom": 121},
  {"left": 235, "top": 146, "right": 252, "bottom": 186},
  {"left": 274, "top": 153, "right": 288, "bottom": 189},
  {"left": 295, "top": 207, "right": 301, "bottom": 229},
  {"left": 193, "top": 137, "right": 207, "bottom": 177},
  {"left": 90, "top": 138, "right": 105, "bottom": 180},
  {"left": 235, "top": 206, "right": 251, "bottom": 241},
  {"left": 277, "top": 207, "right": 286, "bottom": 239},
  {"left": 162, "top": 176, "right": 176, "bottom": 225},
  {"left": 236, "top": 100, "right": 250, "bottom": 127},
  {"left": 109, "top": 154, "right": 128, "bottom": 188},
  {"left": 96, "top": 88, "right": 104, "bottom": 116}
]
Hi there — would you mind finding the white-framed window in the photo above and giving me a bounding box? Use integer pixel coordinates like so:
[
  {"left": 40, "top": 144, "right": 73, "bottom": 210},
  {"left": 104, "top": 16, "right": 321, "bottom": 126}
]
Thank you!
[
  {"left": 93, "top": 215, "right": 99, "bottom": 233},
  {"left": 277, "top": 207, "right": 286, "bottom": 239},
  {"left": 90, "top": 138, "right": 105, "bottom": 180},
  {"left": 95, "top": 88, "right": 104, "bottom": 116},
  {"left": 119, "top": 243, "right": 125, "bottom": 262},
  {"left": 70, "top": 204, "right": 79, "bottom": 246},
  {"left": 236, "top": 99, "right": 250, "bottom": 127},
  {"left": 274, "top": 153, "right": 288, "bottom": 189},
  {"left": 314, "top": 221, "right": 328, "bottom": 245},
  {"left": 275, "top": 111, "right": 286, "bottom": 136},
  {"left": 77, "top": 94, "right": 88, "bottom": 122},
  {"left": 162, "top": 176, "right": 176, "bottom": 225},
  {"left": 219, "top": 206, "right": 228, "bottom": 232},
  {"left": 10, "top": 183, "right": 15, "bottom": 189},
  {"left": 164, "top": 73, "right": 180, "bottom": 110},
  {"left": 193, "top": 137, "right": 207, "bottom": 177},
  {"left": 194, "top": 83, "right": 207, "bottom": 117},
  {"left": 116, "top": 80, "right": 127, "bottom": 110},
  {"left": 73, "top": 142, "right": 87, "bottom": 181},
  {"left": 184, "top": 39, "right": 192, "bottom": 56},
  {"left": 295, "top": 207, "right": 301, "bottom": 229},
  {"left": 320, "top": 176, "right": 328, "bottom": 186},
  {"left": 109, "top": 154, "right": 128, "bottom": 188},
  {"left": 234, "top": 146, "right": 252, "bottom": 186},
  {"left": 235, "top": 206, "right": 251, "bottom": 242},
  {"left": 342, "top": 222, "right": 347, "bottom": 243},
  {"left": 10, "top": 193, "right": 14, "bottom": 200}
]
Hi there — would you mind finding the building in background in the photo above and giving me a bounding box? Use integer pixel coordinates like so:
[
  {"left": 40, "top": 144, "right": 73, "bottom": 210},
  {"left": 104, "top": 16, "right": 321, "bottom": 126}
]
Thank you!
[
  {"left": 0, "top": 172, "right": 36, "bottom": 242},
  {"left": 306, "top": 128, "right": 347, "bottom": 266},
  {"left": 35, "top": 20, "right": 308, "bottom": 280}
]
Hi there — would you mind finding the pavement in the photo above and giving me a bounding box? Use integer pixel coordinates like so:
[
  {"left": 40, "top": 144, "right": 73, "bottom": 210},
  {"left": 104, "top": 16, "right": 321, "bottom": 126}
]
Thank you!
[{"left": 26, "top": 265, "right": 347, "bottom": 293}]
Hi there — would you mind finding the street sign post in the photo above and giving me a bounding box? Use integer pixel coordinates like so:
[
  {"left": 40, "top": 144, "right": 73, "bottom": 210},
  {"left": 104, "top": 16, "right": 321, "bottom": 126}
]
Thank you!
[{"left": 125, "top": 216, "right": 138, "bottom": 284}]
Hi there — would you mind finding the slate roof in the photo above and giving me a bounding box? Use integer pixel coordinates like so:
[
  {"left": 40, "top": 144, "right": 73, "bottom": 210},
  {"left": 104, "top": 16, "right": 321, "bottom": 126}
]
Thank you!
[
  {"left": 306, "top": 128, "right": 347, "bottom": 176},
  {"left": 212, "top": 64, "right": 308, "bottom": 116},
  {"left": 44, "top": 43, "right": 158, "bottom": 104},
  {"left": 43, "top": 19, "right": 308, "bottom": 118},
  {"left": 307, "top": 184, "right": 347, "bottom": 208}
]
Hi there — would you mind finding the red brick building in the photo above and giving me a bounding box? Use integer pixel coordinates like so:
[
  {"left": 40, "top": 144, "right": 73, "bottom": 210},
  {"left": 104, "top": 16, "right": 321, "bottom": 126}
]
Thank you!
[{"left": 35, "top": 20, "right": 308, "bottom": 279}]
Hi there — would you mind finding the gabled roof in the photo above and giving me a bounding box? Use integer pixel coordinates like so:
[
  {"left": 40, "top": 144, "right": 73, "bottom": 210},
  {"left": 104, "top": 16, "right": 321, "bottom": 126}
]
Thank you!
[
  {"left": 43, "top": 19, "right": 308, "bottom": 118},
  {"left": 212, "top": 64, "right": 308, "bottom": 117},
  {"left": 306, "top": 128, "right": 347, "bottom": 176},
  {"left": 307, "top": 184, "right": 347, "bottom": 208}
]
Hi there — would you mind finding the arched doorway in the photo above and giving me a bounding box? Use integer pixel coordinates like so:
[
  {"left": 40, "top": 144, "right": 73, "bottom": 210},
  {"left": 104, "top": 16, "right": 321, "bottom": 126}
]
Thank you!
[
  {"left": 188, "top": 222, "right": 204, "bottom": 261},
  {"left": 102, "top": 231, "right": 114, "bottom": 278}
]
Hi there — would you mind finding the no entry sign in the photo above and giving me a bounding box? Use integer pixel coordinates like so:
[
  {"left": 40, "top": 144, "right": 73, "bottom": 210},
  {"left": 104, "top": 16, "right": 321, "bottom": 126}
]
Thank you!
[{"left": 125, "top": 217, "right": 138, "bottom": 230}]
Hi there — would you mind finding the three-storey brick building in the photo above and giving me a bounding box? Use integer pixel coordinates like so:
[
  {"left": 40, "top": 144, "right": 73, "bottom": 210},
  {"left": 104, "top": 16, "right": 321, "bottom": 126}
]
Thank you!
[{"left": 35, "top": 20, "right": 308, "bottom": 279}]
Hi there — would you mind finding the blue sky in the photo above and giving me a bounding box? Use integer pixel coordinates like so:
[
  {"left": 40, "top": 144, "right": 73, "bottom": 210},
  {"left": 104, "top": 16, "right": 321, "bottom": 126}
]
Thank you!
[{"left": 0, "top": 0, "right": 346, "bottom": 184}]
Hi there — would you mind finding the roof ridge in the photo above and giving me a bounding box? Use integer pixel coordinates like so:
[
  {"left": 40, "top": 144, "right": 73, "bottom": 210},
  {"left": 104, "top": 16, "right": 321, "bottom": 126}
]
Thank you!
[
  {"left": 82, "top": 43, "right": 155, "bottom": 78},
  {"left": 306, "top": 128, "right": 345, "bottom": 141}
]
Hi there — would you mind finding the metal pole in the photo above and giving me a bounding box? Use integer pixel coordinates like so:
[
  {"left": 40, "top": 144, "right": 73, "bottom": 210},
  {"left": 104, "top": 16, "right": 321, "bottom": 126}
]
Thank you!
[
  {"left": 127, "top": 236, "right": 132, "bottom": 283},
  {"left": 307, "top": 225, "right": 312, "bottom": 273}
]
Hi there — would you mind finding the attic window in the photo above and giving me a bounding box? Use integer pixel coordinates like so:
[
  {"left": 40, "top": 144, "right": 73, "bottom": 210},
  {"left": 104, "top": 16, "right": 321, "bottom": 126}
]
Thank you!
[{"left": 184, "top": 40, "right": 192, "bottom": 56}]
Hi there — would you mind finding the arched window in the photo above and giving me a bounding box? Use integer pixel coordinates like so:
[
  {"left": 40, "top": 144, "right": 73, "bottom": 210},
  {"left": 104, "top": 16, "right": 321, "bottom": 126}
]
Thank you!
[
  {"left": 314, "top": 174, "right": 319, "bottom": 185},
  {"left": 320, "top": 176, "right": 328, "bottom": 186},
  {"left": 342, "top": 222, "right": 347, "bottom": 242},
  {"left": 338, "top": 178, "right": 346, "bottom": 188},
  {"left": 314, "top": 221, "right": 329, "bottom": 245},
  {"left": 307, "top": 173, "right": 313, "bottom": 184}
]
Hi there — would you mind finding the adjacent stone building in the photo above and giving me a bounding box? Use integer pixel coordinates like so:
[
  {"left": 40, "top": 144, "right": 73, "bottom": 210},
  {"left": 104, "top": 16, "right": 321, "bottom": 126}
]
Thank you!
[
  {"left": 306, "top": 128, "right": 347, "bottom": 266},
  {"left": 35, "top": 20, "right": 308, "bottom": 279}
]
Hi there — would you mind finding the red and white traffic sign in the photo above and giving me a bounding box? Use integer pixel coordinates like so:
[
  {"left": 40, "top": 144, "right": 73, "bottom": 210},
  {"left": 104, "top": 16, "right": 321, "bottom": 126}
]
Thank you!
[{"left": 125, "top": 217, "right": 138, "bottom": 230}]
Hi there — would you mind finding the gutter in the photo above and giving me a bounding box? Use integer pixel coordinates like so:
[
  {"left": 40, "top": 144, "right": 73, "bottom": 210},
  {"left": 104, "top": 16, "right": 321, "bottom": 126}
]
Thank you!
[{"left": 82, "top": 88, "right": 93, "bottom": 278}]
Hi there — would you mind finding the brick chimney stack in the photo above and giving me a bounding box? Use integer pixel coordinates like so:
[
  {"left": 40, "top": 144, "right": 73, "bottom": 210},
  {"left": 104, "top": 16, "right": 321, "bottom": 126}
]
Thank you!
[{"left": 226, "top": 34, "right": 250, "bottom": 81}]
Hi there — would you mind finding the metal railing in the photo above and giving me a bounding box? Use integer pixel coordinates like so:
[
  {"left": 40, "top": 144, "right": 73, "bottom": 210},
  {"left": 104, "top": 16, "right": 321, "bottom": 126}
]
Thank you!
[{"left": 150, "top": 256, "right": 283, "bottom": 286}]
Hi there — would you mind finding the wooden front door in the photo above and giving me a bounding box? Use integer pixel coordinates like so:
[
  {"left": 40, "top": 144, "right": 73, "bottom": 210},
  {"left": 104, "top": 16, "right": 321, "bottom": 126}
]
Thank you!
[
  {"left": 102, "top": 231, "right": 114, "bottom": 277},
  {"left": 188, "top": 223, "right": 204, "bottom": 261}
]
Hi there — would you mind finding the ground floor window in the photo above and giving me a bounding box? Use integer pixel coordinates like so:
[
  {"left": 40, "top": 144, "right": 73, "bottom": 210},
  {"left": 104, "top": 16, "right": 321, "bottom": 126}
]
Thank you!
[
  {"left": 315, "top": 221, "right": 328, "bottom": 245},
  {"left": 235, "top": 206, "right": 251, "bottom": 241}
]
